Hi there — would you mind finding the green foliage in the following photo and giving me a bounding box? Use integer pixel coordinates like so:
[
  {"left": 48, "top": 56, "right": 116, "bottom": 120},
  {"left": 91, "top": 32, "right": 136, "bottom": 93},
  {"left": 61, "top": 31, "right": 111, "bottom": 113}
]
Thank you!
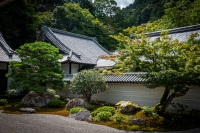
[
  {"left": 171, "top": 103, "right": 188, "bottom": 114},
  {"left": 91, "top": 106, "right": 115, "bottom": 117},
  {"left": 85, "top": 104, "right": 97, "bottom": 111},
  {"left": 94, "top": 111, "right": 112, "bottom": 121},
  {"left": 47, "top": 99, "right": 63, "bottom": 108},
  {"left": 110, "top": 26, "right": 200, "bottom": 112},
  {"left": 142, "top": 106, "right": 158, "bottom": 118},
  {"left": 121, "top": 0, "right": 164, "bottom": 27},
  {"left": 143, "top": 0, "right": 200, "bottom": 32},
  {"left": 0, "top": 0, "right": 37, "bottom": 49},
  {"left": 110, "top": 114, "right": 125, "bottom": 122},
  {"left": 70, "top": 107, "right": 86, "bottom": 114},
  {"left": 63, "top": 97, "right": 71, "bottom": 103},
  {"left": 0, "top": 99, "right": 8, "bottom": 106},
  {"left": 7, "top": 42, "right": 66, "bottom": 93},
  {"left": 188, "top": 109, "right": 200, "bottom": 118},
  {"left": 93, "top": 0, "right": 118, "bottom": 19},
  {"left": 29, "top": 0, "right": 65, "bottom": 12},
  {"left": 47, "top": 88, "right": 57, "bottom": 95},
  {"left": 70, "top": 70, "right": 107, "bottom": 103},
  {"left": 66, "top": 0, "right": 94, "bottom": 14},
  {"left": 52, "top": 3, "right": 117, "bottom": 50}
]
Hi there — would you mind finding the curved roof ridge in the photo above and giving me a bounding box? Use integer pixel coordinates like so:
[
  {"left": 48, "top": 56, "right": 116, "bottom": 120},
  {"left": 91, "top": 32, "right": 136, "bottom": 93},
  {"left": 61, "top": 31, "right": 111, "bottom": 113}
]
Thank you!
[
  {"left": 0, "top": 32, "right": 16, "bottom": 54},
  {"left": 42, "top": 26, "right": 81, "bottom": 58},
  {"left": 45, "top": 26, "right": 110, "bottom": 55},
  {"left": 49, "top": 27, "right": 95, "bottom": 40},
  {"left": 146, "top": 24, "right": 200, "bottom": 37}
]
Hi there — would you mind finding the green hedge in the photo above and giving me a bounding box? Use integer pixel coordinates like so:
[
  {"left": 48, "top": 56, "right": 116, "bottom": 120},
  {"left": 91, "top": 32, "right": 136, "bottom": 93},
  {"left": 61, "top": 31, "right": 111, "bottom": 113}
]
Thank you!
[
  {"left": 91, "top": 106, "right": 115, "bottom": 117},
  {"left": 70, "top": 107, "right": 86, "bottom": 114},
  {"left": 47, "top": 99, "right": 62, "bottom": 108}
]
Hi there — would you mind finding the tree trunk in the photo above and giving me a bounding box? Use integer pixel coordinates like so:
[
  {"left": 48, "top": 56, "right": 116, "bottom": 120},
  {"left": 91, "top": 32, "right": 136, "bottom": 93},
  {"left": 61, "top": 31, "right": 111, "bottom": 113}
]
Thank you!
[
  {"left": 155, "top": 89, "right": 187, "bottom": 113},
  {"left": 155, "top": 87, "right": 170, "bottom": 112},
  {"left": 85, "top": 94, "right": 92, "bottom": 103},
  {"left": 160, "top": 87, "right": 170, "bottom": 104}
]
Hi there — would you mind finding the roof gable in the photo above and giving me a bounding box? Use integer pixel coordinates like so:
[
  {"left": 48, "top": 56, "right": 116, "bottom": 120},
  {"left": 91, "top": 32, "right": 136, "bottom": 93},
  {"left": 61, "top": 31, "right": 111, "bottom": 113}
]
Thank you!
[
  {"left": 0, "top": 32, "right": 18, "bottom": 62},
  {"left": 40, "top": 26, "right": 110, "bottom": 65}
]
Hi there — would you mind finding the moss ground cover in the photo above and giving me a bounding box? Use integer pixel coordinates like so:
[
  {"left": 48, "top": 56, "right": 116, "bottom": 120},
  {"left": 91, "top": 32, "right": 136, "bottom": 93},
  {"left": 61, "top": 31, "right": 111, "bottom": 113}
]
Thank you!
[{"left": 0, "top": 102, "right": 200, "bottom": 131}]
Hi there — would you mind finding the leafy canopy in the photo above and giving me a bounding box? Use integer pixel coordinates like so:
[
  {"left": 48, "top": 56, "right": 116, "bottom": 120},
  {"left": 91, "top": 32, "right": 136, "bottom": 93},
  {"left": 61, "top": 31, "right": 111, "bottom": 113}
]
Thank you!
[
  {"left": 52, "top": 3, "right": 117, "bottom": 50},
  {"left": 7, "top": 42, "right": 66, "bottom": 93},
  {"left": 108, "top": 27, "right": 200, "bottom": 112},
  {"left": 70, "top": 70, "right": 108, "bottom": 103}
]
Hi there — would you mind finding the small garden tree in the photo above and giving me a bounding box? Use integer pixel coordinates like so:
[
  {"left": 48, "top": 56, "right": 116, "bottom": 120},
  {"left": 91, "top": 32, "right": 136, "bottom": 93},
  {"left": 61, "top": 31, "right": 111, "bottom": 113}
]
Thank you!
[
  {"left": 105, "top": 26, "right": 200, "bottom": 113},
  {"left": 7, "top": 41, "right": 65, "bottom": 93},
  {"left": 70, "top": 70, "right": 108, "bottom": 103}
]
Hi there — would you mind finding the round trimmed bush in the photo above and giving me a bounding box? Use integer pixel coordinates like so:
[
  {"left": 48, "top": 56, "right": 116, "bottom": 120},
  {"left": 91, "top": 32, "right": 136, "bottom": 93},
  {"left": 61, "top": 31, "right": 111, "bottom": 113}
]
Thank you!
[
  {"left": 111, "top": 114, "right": 125, "bottom": 122},
  {"left": 91, "top": 106, "right": 115, "bottom": 117},
  {"left": 70, "top": 107, "right": 86, "bottom": 114},
  {"left": 95, "top": 111, "right": 112, "bottom": 121},
  {"left": 47, "top": 99, "right": 63, "bottom": 108},
  {"left": 0, "top": 99, "right": 8, "bottom": 106}
]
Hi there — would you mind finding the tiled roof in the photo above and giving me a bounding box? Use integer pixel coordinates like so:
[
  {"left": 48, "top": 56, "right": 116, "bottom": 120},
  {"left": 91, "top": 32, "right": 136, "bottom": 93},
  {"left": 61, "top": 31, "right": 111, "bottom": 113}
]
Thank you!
[
  {"left": 63, "top": 72, "right": 146, "bottom": 83},
  {"left": 145, "top": 24, "right": 200, "bottom": 42},
  {"left": 40, "top": 26, "right": 110, "bottom": 65},
  {"left": 103, "top": 72, "right": 146, "bottom": 83},
  {"left": 0, "top": 32, "right": 19, "bottom": 62},
  {"left": 95, "top": 59, "right": 116, "bottom": 68}
]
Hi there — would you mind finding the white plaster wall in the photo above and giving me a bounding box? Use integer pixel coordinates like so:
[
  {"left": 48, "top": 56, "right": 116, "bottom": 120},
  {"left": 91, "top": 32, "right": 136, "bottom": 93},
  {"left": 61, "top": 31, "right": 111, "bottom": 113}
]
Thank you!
[
  {"left": 60, "top": 83, "right": 200, "bottom": 109},
  {"left": 61, "top": 63, "right": 69, "bottom": 75},
  {"left": 92, "top": 84, "right": 164, "bottom": 107},
  {"left": 56, "top": 84, "right": 81, "bottom": 98},
  {"left": 71, "top": 64, "right": 80, "bottom": 74},
  {"left": 172, "top": 86, "right": 200, "bottom": 109},
  {"left": 61, "top": 63, "right": 84, "bottom": 75}
]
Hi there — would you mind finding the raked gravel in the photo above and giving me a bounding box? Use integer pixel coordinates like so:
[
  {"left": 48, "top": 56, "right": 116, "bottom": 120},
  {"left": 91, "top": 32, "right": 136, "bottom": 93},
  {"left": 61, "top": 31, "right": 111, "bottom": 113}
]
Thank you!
[{"left": 0, "top": 110, "right": 199, "bottom": 133}]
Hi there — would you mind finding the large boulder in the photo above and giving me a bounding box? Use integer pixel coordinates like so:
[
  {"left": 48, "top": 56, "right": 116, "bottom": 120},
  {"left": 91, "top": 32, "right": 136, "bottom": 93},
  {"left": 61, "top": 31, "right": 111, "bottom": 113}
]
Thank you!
[
  {"left": 68, "top": 110, "right": 92, "bottom": 121},
  {"left": 66, "top": 98, "right": 88, "bottom": 110},
  {"left": 116, "top": 101, "right": 142, "bottom": 113},
  {"left": 19, "top": 108, "right": 36, "bottom": 114},
  {"left": 21, "top": 91, "right": 56, "bottom": 107}
]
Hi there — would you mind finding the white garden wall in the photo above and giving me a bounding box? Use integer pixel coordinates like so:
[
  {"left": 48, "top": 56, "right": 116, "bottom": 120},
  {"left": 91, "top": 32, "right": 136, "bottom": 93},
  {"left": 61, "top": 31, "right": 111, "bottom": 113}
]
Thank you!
[{"left": 58, "top": 83, "right": 200, "bottom": 109}]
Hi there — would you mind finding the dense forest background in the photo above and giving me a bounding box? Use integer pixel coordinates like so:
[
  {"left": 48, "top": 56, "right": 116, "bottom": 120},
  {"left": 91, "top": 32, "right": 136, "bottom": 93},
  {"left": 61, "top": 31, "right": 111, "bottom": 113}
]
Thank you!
[{"left": 0, "top": 0, "right": 199, "bottom": 50}]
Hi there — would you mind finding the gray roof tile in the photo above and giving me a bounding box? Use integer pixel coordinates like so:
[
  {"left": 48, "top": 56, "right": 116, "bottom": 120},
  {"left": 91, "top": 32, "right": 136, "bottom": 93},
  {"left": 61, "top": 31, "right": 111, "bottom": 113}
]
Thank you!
[
  {"left": 41, "top": 26, "right": 110, "bottom": 65},
  {"left": 63, "top": 72, "right": 146, "bottom": 83},
  {"left": 0, "top": 32, "right": 19, "bottom": 62},
  {"left": 146, "top": 24, "right": 200, "bottom": 42},
  {"left": 103, "top": 73, "right": 146, "bottom": 83}
]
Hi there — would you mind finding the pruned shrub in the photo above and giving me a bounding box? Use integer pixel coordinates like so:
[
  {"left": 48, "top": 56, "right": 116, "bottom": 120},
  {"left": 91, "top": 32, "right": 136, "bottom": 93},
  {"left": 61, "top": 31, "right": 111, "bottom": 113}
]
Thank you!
[
  {"left": 94, "top": 111, "right": 112, "bottom": 121},
  {"left": 70, "top": 107, "right": 86, "bottom": 114},
  {"left": 0, "top": 99, "right": 8, "bottom": 106},
  {"left": 63, "top": 97, "right": 70, "bottom": 103},
  {"left": 47, "top": 99, "right": 63, "bottom": 108},
  {"left": 111, "top": 114, "right": 125, "bottom": 123},
  {"left": 142, "top": 106, "right": 158, "bottom": 118},
  {"left": 70, "top": 70, "right": 108, "bottom": 103},
  {"left": 85, "top": 104, "right": 96, "bottom": 111},
  {"left": 91, "top": 106, "right": 115, "bottom": 117},
  {"left": 47, "top": 88, "right": 56, "bottom": 95}
]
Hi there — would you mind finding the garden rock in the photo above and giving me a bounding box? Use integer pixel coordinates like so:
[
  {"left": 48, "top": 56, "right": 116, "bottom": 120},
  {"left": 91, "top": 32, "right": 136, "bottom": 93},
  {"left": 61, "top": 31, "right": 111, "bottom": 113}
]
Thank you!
[
  {"left": 19, "top": 108, "right": 36, "bottom": 113},
  {"left": 66, "top": 98, "right": 88, "bottom": 110},
  {"left": 21, "top": 91, "right": 56, "bottom": 107},
  {"left": 116, "top": 101, "right": 142, "bottom": 113},
  {"left": 68, "top": 110, "right": 92, "bottom": 121},
  {"left": 129, "top": 118, "right": 146, "bottom": 126}
]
